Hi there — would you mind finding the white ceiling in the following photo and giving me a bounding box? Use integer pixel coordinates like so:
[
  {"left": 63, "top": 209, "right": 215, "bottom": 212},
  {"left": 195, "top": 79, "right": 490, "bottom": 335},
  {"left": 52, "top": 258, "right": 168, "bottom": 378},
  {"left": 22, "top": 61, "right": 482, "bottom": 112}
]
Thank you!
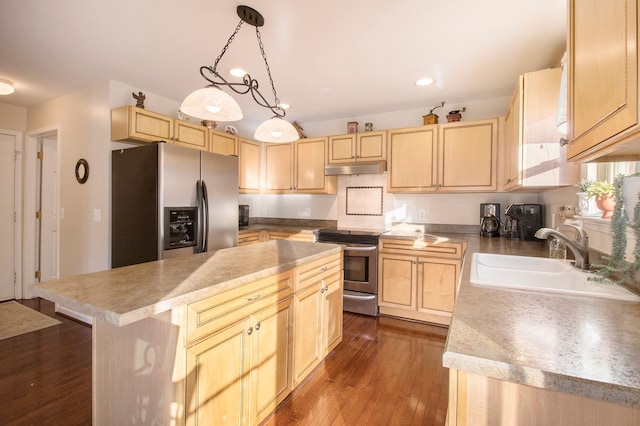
[{"left": 0, "top": 0, "right": 567, "bottom": 130}]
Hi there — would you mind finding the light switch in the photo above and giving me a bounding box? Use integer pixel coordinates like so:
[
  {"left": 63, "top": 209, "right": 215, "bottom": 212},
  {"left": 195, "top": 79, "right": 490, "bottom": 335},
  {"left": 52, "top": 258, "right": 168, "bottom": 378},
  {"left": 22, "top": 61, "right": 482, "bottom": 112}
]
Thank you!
[{"left": 93, "top": 208, "right": 101, "bottom": 222}]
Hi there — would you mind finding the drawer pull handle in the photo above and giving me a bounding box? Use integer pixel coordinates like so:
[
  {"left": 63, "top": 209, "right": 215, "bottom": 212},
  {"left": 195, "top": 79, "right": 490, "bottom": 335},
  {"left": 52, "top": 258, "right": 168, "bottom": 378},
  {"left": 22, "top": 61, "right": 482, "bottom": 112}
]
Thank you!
[
  {"left": 246, "top": 294, "right": 260, "bottom": 301},
  {"left": 320, "top": 266, "right": 328, "bottom": 272}
]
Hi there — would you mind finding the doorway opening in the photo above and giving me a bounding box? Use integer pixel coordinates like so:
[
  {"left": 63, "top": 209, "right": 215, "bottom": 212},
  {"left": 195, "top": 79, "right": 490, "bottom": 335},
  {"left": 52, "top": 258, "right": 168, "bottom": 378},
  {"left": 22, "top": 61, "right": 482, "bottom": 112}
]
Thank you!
[
  {"left": 0, "top": 130, "right": 22, "bottom": 301},
  {"left": 24, "top": 126, "right": 60, "bottom": 299}
]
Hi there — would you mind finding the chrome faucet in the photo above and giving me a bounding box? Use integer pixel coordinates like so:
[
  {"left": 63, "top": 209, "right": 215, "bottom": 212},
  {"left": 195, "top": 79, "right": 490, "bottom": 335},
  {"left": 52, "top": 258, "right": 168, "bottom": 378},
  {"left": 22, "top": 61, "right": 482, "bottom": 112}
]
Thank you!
[{"left": 534, "top": 224, "right": 590, "bottom": 270}]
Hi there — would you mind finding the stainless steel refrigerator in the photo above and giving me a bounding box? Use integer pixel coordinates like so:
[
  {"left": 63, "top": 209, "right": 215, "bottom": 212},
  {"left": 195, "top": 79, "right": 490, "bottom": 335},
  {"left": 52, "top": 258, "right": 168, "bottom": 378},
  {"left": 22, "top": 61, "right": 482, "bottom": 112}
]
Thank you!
[{"left": 112, "top": 142, "right": 238, "bottom": 268}]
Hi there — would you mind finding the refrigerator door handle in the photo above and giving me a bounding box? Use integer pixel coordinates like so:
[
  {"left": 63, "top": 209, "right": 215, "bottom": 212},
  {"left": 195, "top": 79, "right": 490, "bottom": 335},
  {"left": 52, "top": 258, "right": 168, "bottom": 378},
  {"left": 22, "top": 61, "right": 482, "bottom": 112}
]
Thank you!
[{"left": 201, "top": 180, "right": 209, "bottom": 252}]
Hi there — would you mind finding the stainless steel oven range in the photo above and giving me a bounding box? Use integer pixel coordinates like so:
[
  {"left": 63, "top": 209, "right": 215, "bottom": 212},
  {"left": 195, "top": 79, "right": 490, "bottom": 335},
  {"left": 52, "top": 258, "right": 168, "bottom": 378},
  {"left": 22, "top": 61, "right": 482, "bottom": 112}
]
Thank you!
[{"left": 315, "top": 228, "right": 383, "bottom": 317}]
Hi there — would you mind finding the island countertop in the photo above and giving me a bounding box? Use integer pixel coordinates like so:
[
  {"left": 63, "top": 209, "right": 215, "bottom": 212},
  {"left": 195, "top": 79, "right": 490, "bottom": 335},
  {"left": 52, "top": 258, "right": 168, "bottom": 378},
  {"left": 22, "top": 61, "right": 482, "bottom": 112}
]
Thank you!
[
  {"left": 32, "top": 240, "right": 341, "bottom": 327},
  {"left": 443, "top": 235, "right": 640, "bottom": 408}
]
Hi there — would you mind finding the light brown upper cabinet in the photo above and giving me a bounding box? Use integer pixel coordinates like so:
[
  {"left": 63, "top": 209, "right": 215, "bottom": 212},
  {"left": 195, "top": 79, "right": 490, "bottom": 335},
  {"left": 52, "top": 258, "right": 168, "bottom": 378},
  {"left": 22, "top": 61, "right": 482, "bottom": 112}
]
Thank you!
[
  {"left": 388, "top": 120, "right": 498, "bottom": 193},
  {"left": 503, "top": 68, "right": 579, "bottom": 190},
  {"left": 438, "top": 118, "right": 498, "bottom": 192},
  {"left": 567, "top": 0, "right": 640, "bottom": 161},
  {"left": 328, "top": 131, "right": 386, "bottom": 163},
  {"left": 263, "top": 138, "right": 337, "bottom": 194},
  {"left": 209, "top": 129, "right": 238, "bottom": 156},
  {"left": 238, "top": 138, "right": 261, "bottom": 194},
  {"left": 387, "top": 125, "right": 438, "bottom": 193},
  {"left": 111, "top": 106, "right": 208, "bottom": 150}
]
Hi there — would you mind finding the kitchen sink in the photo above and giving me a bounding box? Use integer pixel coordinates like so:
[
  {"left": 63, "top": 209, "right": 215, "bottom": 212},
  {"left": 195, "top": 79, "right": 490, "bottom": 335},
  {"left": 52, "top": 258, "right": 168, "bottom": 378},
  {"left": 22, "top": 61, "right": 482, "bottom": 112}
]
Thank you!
[{"left": 470, "top": 253, "right": 640, "bottom": 302}]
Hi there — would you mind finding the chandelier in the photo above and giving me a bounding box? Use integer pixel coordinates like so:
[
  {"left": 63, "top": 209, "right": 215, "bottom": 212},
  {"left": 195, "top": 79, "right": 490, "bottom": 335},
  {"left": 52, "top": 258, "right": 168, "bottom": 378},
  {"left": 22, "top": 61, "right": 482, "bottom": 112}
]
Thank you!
[{"left": 180, "top": 5, "right": 299, "bottom": 143}]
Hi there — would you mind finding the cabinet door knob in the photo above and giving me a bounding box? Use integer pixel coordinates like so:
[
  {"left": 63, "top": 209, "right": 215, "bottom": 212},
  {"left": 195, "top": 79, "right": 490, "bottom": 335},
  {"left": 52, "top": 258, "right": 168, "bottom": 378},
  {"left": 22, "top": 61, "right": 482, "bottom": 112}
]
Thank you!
[
  {"left": 247, "top": 327, "right": 253, "bottom": 335},
  {"left": 320, "top": 266, "right": 328, "bottom": 272},
  {"left": 255, "top": 323, "right": 261, "bottom": 331},
  {"left": 324, "top": 286, "right": 329, "bottom": 292}
]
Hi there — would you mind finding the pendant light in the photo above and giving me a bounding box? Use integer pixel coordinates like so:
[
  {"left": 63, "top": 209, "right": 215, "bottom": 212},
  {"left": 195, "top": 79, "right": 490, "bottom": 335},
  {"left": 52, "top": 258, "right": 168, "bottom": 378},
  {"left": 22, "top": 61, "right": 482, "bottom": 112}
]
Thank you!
[
  {"left": 180, "top": 5, "right": 298, "bottom": 143},
  {"left": 0, "top": 78, "right": 15, "bottom": 95},
  {"left": 254, "top": 117, "right": 300, "bottom": 143}
]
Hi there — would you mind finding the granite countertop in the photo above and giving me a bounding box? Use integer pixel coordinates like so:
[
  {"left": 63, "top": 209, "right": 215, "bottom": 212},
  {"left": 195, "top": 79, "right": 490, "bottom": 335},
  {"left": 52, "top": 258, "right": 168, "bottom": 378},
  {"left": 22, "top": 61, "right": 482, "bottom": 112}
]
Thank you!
[
  {"left": 32, "top": 240, "right": 341, "bottom": 327},
  {"left": 443, "top": 235, "right": 640, "bottom": 408}
]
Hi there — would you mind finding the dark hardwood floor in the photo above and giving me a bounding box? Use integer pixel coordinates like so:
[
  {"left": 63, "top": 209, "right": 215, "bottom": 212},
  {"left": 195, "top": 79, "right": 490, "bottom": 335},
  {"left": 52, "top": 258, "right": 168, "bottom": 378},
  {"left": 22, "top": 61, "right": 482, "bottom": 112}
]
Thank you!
[
  {"left": 0, "top": 299, "right": 449, "bottom": 425},
  {"left": 263, "top": 313, "right": 450, "bottom": 426},
  {"left": 0, "top": 298, "right": 92, "bottom": 425}
]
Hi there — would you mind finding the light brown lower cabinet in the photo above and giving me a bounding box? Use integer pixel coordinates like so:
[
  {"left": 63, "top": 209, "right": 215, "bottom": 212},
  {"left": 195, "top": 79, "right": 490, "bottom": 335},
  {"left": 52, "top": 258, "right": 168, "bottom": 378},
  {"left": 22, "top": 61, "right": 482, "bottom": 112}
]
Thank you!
[
  {"left": 292, "top": 254, "right": 343, "bottom": 386},
  {"left": 378, "top": 238, "right": 465, "bottom": 326},
  {"left": 93, "top": 253, "right": 343, "bottom": 426},
  {"left": 447, "top": 369, "right": 640, "bottom": 426}
]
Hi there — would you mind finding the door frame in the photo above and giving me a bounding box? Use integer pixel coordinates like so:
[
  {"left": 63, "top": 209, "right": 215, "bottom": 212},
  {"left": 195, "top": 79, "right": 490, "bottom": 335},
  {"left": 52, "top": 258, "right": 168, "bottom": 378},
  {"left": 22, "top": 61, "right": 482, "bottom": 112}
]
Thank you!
[
  {"left": 1, "top": 129, "right": 23, "bottom": 300},
  {"left": 24, "top": 125, "right": 61, "bottom": 299}
]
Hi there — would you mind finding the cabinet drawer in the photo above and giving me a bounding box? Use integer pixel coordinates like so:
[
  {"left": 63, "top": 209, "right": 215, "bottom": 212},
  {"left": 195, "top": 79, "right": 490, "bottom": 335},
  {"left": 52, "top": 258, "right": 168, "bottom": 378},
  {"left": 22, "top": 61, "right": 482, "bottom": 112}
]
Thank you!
[
  {"left": 238, "top": 231, "right": 263, "bottom": 246},
  {"left": 379, "top": 238, "right": 465, "bottom": 259},
  {"left": 186, "top": 270, "right": 293, "bottom": 344},
  {"left": 267, "top": 231, "right": 315, "bottom": 242},
  {"left": 295, "top": 252, "right": 342, "bottom": 292}
]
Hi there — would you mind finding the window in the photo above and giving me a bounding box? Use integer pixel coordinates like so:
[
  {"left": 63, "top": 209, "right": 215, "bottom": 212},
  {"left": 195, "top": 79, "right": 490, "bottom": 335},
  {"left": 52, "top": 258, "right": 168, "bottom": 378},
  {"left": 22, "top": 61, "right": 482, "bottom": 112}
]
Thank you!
[{"left": 585, "top": 161, "right": 640, "bottom": 182}]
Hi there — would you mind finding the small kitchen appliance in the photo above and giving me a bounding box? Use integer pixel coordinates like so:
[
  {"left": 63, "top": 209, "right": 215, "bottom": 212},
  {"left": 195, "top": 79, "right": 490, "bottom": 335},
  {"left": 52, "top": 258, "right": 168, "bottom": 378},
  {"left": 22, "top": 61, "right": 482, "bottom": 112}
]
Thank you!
[
  {"left": 239, "top": 205, "right": 249, "bottom": 227},
  {"left": 480, "top": 203, "right": 501, "bottom": 237},
  {"left": 504, "top": 203, "right": 543, "bottom": 241}
]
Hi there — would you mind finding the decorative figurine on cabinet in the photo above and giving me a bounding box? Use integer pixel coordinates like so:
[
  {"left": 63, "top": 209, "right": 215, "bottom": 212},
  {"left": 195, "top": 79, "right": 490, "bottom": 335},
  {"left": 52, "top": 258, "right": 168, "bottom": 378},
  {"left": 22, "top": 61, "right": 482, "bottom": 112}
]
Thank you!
[
  {"left": 423, "top": 101, "right": 444, "bottom": 125},
  {"left": 446, "top": 107, "right": 466, "bottom": 122},
  {"left": 132, "top": 91, "right": 146, "bottom": 109}
]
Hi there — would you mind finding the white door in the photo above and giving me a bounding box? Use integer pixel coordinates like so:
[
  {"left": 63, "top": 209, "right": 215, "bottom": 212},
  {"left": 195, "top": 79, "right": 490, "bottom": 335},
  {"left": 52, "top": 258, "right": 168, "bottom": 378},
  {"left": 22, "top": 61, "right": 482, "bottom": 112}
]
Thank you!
[
  {"left": 37, "top": 137, "right": 60, "bottom": 282},
  {"left": 0, "top": 133, "right": 17, "bottom": 300}
]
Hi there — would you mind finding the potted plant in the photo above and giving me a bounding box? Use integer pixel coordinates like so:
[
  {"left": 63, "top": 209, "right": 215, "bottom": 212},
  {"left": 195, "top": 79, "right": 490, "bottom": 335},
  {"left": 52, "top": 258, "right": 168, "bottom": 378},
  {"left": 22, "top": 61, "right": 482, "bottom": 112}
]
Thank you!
[
  {"left": 591, "top": 174, "right": 640, "bottom": 285},
  {"left": 574, "top": 179, "right": 599, "bottom": 216},
  {"left": 586, "top": 180, "right": 616, "bottom": 218}
]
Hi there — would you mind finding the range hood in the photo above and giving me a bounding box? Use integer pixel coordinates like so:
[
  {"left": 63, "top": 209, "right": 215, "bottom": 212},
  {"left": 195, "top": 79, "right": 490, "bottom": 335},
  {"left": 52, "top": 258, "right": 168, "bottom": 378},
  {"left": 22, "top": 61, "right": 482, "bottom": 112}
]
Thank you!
[{"left": 324, "top": 160, "right": 387, "bottom": 176}]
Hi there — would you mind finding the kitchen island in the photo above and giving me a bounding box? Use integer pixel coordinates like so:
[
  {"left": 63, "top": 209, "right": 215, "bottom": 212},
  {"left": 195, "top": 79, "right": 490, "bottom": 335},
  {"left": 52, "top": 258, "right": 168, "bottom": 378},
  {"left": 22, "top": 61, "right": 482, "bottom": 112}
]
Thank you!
[
  {"left": 33, "top": 240, "right": 343, "bottom": 425},
  {"left": 444, "top": 236, "right": 640, "bottom": 425}
]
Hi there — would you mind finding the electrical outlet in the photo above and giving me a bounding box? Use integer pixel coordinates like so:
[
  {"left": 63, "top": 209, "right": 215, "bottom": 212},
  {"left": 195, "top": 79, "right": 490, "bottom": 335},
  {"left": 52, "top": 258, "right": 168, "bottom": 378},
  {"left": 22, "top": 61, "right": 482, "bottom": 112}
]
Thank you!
[
  {"left": 418, "top": 210, "right": 426, "bottom": 220},
  {"left": 305, "top": 207, "right": 311, "bottom": 217},
  {"left": 93, "top": 208, "right": 101, "bottom": 222},
  {"left": 262, "top": 207, "right": 267, "bottom": 216}
]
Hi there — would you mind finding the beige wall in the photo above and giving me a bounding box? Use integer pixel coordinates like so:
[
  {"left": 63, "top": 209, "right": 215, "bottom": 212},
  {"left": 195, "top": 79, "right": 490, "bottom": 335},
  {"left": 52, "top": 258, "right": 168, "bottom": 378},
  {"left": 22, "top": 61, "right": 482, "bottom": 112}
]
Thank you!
[
  {"left": 0, "top": 102, "right": 27, "bottom": 132},
  {"left": 24, "top": 80, "right": 180, "bottom": 278},
  {"left": 27, "top": 81, "right": 111, "bottom": 277}
]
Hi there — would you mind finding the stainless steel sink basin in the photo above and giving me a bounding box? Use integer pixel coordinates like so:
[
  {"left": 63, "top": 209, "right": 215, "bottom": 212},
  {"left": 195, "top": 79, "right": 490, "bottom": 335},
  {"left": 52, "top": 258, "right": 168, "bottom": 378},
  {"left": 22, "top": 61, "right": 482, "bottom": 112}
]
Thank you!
[{"left": 470, "top": 253, "right": 640, "bottom": 302}]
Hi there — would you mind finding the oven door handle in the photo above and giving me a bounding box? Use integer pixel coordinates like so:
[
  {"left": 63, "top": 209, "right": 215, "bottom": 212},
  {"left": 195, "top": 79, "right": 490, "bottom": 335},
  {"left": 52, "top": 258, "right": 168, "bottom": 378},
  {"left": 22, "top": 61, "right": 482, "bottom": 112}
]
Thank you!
[
  {"left": 342, "top": 245, "right": 377, "bottom": 252},
  {"left": 343, "top": 292, "right": 377, "bottom": 301}
]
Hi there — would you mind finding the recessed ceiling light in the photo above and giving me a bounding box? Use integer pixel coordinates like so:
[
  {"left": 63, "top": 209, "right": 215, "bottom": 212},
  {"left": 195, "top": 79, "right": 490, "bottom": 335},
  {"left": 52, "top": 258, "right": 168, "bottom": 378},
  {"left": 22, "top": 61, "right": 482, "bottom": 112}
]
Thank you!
[
  {"left": 229, "top": 68, "right": 247, "bottom": 77},
  {"left": 415, "top": 78, "right": 434, "bottom": 87},
  {"left": 0, "top": 78, "right": 15, "bottom": 95}
]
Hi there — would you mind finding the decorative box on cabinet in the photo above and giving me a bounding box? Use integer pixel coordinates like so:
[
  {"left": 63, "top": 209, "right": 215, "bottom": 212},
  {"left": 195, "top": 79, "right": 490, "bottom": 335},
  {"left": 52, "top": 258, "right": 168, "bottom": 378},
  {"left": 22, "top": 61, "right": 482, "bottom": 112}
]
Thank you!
[
  {"left": 378, "top": 237, "right": 465, "bottom": 325},
  {"left": 111, "top": 106, "right": 208, "bottom": 150},
  {"left": 503, "top": 68, "right": 579, "bottom": 190},
  {"left": 567, "top": 0, "right": 640, "bottom": 161},
  {"left": 328, "top": 131, "right": 386, "bottom": 164}
]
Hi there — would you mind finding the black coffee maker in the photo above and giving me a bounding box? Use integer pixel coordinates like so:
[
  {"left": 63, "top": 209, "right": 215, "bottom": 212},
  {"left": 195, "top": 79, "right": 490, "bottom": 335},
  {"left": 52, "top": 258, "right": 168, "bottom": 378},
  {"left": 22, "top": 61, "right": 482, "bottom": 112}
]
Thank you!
[
  {"left": 480, "top": 203, "right": 501, "bottom": 237},
  {"left": 504, "top": 203, "right": 543, "bottom": 240}
]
